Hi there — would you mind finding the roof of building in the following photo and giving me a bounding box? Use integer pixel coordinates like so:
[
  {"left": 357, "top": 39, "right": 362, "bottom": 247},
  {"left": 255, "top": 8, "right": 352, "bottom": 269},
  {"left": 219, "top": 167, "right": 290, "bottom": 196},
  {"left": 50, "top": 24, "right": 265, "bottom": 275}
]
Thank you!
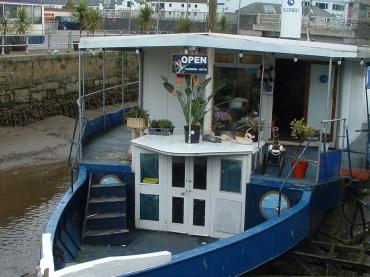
[
  {"left": 146, "top": 0, "right": 208, "bottom": 3},
  {"left": 236, "top": 2, "right": 334, "bottom": 17},
  {"left": 79, "top": 33, "right": 370, "bottom": 59}
]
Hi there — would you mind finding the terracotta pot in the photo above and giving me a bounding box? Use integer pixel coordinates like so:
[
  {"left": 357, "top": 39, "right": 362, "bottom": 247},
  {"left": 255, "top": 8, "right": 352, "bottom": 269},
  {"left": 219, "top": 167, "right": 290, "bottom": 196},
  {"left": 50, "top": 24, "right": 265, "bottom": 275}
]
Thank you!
[{"left": 291, "top": 160, "right": 309, "bottom": 179}]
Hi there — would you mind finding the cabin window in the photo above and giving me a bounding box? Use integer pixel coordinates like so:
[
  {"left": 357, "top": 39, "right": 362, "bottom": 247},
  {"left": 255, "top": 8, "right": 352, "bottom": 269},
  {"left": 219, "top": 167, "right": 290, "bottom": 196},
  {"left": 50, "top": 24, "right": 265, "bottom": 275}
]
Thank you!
[
  {"left": 193, "top": 199, "right": 206, "bottom": 226},
  {"left": 172, "top": 197, "right": 184, "bottom": 223},
  {"left": 140, "top": 153, "right": 159, "bottom": 184},
  {"left": 215, "top": 53, "right": 234, "bottom": 64},
  {"left": 33, "top": 6, "right": 42, "bottom": 24},
  {"left": 239, "top": 55, "right": 262, "bottom": 65},
  {"left": 220, "top": 159, "right": 242, "bottom": 193},
  {"left": 213, "top": 66, "right": 260, "bottom": 135},
  {"left": 140, "top": 194, "right": 159, "bottom": 221},
  {"left": 4, "top": 4, "right": 18, "bottom": 18}
]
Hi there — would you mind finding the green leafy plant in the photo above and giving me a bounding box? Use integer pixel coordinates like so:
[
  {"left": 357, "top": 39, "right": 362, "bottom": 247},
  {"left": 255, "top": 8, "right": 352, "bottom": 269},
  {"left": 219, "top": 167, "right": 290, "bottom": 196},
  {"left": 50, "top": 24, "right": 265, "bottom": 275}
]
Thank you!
[
  {"left": 86, "top": 8, "right": 100, "bottom": 34},
  {"left": 126, "top": 107, "right": 150, "bottom": 125},
  {"left": 73, "top": 0, "right": 88, "bottom": 35},
  {"left": 237, "top": 116, "right": 264, "bottom": 133},
  {"left": 290, "top": 118, "right": 316, "bottom": 142},
  {"left": 217, "top": 15, "right": 227, "bottom": 33},
  {"left": 137, "top": 5, "right": 153, "bottom": 34},
  {"left": 161, "top": 75, "right": 214, "bottom": 127},
  {"left": 176, "top": 17, "right": 192, "bottom": 33},
  {"left": 65, "top": 0, "right": 75, "bottom": 9},
  {"left": 15, "top": 8, "right": 30, "bottom": 35},
  {"left": 151, "top": 119, "right": 173, "bottom": 128}
]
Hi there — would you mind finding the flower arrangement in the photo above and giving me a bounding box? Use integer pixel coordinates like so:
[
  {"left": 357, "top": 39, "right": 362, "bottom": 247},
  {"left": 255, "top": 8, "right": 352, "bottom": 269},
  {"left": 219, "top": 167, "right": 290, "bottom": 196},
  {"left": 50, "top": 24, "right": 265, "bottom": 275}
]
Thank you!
[{"left": 290, "top": 118, "right": 317, "bottom": 145}]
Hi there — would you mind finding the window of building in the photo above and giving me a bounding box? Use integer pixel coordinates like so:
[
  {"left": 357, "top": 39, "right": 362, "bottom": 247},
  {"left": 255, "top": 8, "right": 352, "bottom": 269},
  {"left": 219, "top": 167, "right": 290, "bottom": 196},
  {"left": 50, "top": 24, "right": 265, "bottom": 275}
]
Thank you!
[
  {"left": 152, "top": 3, "right": 155, "bottom": 6},
  {"left": 304, "top": 1, "right": 310, "bottom": 6},
  {"left": 188, "top": 3, "right": 191, "bottom": 7},
  {"left": 332, "top": 4, "right": 344, "bottom": 11},
  {"left": 195, "top": 4, "right": 198, "bottom": 8},
  {"left": 181, "top": 3, "right": 184, "bottom": 7},
  {"left": 4, "top": 4, "right": 18, "bottom": 18},
  {"left": 33, "top": 6, "right": 42, "bottom": 24},
  {"left": 23, "top": 6, "right": 33, "bottom": 24},
  {"left": 315, "top": 2, "right": 328, "bottom": 9},
  {"left": 220, "top": 159, "right": 242, "bottom": 193},
  {"left": 169, "top": 3, "right": 172, "bottom": 7}
]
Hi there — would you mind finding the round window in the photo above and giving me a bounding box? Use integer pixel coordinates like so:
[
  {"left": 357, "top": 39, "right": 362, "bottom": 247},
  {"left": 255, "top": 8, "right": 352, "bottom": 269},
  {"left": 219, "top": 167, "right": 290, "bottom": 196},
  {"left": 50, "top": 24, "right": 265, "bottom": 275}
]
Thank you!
[
  {"left": 259, "top": 191, "right": 290, "bottom": 219},
  {"left": 99, "top": 175, "right": 121, "bottom": 185}
]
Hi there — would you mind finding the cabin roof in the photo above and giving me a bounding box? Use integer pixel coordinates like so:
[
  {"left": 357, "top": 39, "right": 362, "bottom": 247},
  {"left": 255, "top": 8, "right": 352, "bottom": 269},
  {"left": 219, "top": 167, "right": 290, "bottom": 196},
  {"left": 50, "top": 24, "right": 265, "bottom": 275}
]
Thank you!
[{"left": 79, "top": 33, "right": 370, "bottom": 59}]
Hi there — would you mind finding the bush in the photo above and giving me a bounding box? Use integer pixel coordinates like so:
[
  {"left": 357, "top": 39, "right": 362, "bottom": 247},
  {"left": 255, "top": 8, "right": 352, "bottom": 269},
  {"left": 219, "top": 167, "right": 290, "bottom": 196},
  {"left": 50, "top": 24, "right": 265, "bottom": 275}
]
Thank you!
[{"left": 151, "top": 119, "right": 173, "bottom": 128}]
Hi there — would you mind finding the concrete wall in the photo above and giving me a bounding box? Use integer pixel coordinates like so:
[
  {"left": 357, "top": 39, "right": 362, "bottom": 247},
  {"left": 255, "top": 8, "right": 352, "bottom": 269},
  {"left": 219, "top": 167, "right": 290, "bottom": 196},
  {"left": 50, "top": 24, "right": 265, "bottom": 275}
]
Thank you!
[{"left": 0, "top": 52, "right": 138, "bottom": 126}]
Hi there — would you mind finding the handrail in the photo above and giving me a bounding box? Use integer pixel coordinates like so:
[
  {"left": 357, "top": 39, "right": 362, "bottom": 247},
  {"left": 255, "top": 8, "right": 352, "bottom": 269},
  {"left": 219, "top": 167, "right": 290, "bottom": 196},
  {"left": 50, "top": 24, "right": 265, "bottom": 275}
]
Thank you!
[
  {"left": 277, "top": 132, "right": 319, "bottom": 215},
  {"left": 68, "top": 118, "right": 88, "bottom": 192},
  {"left": 68, "top": 113, "right": 80, "bottom": 167},
  {"left": 80, "top": 81, "right": 138, "bottom": 100}
]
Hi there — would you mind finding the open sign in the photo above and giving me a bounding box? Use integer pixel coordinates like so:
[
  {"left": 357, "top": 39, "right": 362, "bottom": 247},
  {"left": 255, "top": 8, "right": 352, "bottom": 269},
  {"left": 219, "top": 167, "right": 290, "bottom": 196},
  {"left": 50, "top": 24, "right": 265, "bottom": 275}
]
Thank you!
[{"left": 172, "top": 54, "right": 208, "bottom": 74}]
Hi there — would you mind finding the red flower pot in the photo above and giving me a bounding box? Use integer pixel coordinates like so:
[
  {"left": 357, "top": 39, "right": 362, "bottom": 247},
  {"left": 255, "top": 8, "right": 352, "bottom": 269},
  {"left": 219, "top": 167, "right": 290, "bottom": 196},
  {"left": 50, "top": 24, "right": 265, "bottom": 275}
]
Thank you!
[{"left": 291, "top": 160, "right": 309, "bottom": 179}]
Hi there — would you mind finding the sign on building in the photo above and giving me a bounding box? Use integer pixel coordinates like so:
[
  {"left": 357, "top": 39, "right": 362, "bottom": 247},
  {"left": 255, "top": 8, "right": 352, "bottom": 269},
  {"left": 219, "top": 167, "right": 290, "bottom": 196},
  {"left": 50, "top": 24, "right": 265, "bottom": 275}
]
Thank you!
[
  {"left": 280, "top": 0, "right": 303, "bottom": 39},
  {"left": 172, "top": 55, "right": 208, "bottom": 74}
]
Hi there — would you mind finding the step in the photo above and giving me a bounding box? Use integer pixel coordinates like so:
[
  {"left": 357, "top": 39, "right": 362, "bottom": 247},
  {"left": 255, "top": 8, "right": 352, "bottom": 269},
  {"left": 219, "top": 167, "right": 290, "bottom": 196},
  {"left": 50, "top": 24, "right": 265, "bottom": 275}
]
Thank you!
[
  {"left": 82, "top": 228, "right": 129, "bottom": 245},
  {"left": 88, "top": 198, "right": 127, "bottom": 214},
  {"left": 86, "top": 213, "right": 127, "bottom": 230},
  {"left": 89, "top": 196, "right": 126, "bottom": 204},
  {"left": 90, "top": 185, "right": 126, "bottom": 198}
]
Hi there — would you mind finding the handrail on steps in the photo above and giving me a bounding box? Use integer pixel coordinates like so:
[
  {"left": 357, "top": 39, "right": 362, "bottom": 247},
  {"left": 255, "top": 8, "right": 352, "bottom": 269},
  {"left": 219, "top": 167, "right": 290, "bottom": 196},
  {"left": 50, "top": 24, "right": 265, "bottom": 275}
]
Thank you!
[{"left": 68, "top": 114, "right": 88, "bottom": 193}]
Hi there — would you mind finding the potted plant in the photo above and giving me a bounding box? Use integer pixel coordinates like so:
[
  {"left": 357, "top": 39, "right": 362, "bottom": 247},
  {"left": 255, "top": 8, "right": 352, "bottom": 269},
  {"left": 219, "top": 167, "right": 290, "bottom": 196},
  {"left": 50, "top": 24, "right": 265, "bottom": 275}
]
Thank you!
[
  {"left": 290, "top": 118, "right": 317, "bottom": 179},
  {"left": 126, "top": 107, "right": 149, "bottom": 129},
  {"left": 235, "top": 116, "right": 264, "bottom": 142},
  {"left": 161, "top": 75, "right": 213, "bottom": 143},
  {"left": 148, "top": 119, "right": 175, "bottom": 136}
]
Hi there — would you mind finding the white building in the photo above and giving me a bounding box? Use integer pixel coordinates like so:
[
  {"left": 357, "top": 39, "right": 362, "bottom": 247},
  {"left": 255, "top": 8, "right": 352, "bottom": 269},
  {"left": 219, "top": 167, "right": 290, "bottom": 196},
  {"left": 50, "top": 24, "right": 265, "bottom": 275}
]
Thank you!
[
  {"left": 114, "top": 0, "right": 143, "bottom": 11},
  {"left": 303, "top": 0, "right": 349, "bottom": 18}
]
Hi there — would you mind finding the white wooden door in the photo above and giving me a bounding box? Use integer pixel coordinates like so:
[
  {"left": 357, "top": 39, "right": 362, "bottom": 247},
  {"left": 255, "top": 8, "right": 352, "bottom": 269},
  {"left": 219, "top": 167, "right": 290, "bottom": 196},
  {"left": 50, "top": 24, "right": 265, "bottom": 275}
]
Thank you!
[
  {"left": 211, "top": 155, "right": 248, "bottom": 238},
  {"left": 167, "top": 156, "right": 211, "bottom": 236}
]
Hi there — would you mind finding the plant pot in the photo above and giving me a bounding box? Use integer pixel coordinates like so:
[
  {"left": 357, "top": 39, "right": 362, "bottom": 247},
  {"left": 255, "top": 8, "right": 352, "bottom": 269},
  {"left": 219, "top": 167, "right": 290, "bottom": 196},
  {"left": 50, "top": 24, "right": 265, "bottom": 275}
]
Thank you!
[
  {"left": 148, "top": 126, "right": 175, "bottom": 136},
  {"left": 291, "top": 160, "right": 309, "bottom": 179},
  {"left": 127, "top": 117, "right": 147, "bottom": 129},
  {"left": 184, "top": 125, "right": 200, "bottom": 143}
]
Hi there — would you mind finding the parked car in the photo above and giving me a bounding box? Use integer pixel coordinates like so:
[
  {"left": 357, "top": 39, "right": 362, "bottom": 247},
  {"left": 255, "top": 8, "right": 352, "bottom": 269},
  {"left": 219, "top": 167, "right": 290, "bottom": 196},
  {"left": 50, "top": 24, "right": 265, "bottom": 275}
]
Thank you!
[{"left": 55, "top": 16, "right": 80, "bottom": 30}]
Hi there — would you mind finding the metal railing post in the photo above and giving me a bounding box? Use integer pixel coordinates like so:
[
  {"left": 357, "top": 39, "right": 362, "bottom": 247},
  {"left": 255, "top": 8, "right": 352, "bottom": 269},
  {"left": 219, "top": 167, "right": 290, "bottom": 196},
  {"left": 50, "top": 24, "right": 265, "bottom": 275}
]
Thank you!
[
  {"left": 25, "top": 36, "right": 29, "bottom": 55},
  {"left": 103, "top": 50, "right": 106, "bottom": 130},
  {"left": 47, "top": 34, "right": 51, "bottom": 54},
  {"left": 68, "top": 31, "right": 72, "bottom": 52},
  {"left": 1, "top": 36, "right": 5, "bottom": 56}
]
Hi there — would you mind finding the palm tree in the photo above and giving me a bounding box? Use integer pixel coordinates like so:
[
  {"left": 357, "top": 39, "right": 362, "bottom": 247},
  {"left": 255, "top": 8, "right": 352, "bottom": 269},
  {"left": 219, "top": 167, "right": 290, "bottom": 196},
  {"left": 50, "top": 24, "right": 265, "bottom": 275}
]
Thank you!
[
  {"left": 65, "top": 0, "right": 75, "bottom": 9},
  {"left": 86, "top": 8, "right": 100, "bottom": 34},
  {"left": 175, "top": 17, "right": 192, "bottom": 33},
  {"left": 16, "top": 8, "right": 30, "bottom": 35},
  {"left": 217, "top": 15, "right": 227, "bottom": 33},
  {"left": 137, "top": 5, "right": 153, "bottom": 34},
  {"left": 73, "top": 0, "right": 89, "bottom": 35},
  {"left": 0, "top": 17, "right": 15, "bottom": 36}
]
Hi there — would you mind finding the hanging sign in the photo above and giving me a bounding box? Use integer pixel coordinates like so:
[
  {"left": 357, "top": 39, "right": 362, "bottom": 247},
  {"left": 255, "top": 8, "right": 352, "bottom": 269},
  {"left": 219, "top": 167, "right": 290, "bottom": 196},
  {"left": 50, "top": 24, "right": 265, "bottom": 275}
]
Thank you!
[
  {"left": 280, "top": 0, "right": 303, "bottom": 39},
  {"left": 172, "top": 54, "right": 208, "bottom": 74}
]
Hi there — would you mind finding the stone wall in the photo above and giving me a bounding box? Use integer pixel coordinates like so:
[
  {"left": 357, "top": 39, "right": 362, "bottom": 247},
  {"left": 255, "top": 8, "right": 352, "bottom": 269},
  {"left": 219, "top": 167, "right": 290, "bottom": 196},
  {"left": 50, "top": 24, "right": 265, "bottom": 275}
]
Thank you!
[{"left": 0, "top": 52, "right": 138, "bottom": 126}]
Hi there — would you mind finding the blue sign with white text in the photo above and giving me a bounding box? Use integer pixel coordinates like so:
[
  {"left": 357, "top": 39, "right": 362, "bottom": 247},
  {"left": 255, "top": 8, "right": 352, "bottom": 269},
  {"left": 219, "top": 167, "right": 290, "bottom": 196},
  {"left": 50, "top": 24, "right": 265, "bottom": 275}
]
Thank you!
[{"left": 172, "top": 55, "right": 208, "bottom": 74}]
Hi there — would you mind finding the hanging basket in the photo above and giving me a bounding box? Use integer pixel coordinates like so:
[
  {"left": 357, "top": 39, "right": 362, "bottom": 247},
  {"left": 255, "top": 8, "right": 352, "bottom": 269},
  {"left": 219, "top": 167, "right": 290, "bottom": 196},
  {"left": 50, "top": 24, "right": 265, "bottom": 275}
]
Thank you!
[{"left": 127, "top": 117, "right": 147, "bottom": 129}]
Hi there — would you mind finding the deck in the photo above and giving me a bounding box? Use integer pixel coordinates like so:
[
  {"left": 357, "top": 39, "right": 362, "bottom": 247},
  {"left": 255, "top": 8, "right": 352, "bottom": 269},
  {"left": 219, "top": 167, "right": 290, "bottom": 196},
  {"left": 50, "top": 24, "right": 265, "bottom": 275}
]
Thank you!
[{"left": 76, "top": 229, "right": 217, "bottom": 264}]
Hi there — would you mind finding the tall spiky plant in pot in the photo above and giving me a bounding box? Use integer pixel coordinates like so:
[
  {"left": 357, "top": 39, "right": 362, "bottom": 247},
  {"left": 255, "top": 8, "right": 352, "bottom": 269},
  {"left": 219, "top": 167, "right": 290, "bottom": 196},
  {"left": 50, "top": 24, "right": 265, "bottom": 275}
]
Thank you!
[{"left": 161, "top": 75, "right": 213, "bottom": 143}]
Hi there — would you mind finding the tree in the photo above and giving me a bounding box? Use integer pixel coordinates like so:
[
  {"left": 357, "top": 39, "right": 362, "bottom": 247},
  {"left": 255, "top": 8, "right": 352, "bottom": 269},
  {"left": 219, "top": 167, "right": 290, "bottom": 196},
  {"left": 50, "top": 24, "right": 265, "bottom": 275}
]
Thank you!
[
  {"left": 175, "top": 17, "right": 192, "bottom": 33},
  {"left": 217, "top": 15, "right": 227, "bottom": 33},
  {"left": 16, "top": 8, "right": 30, "bottom": 35},
  {"left": 137, "top": 5, "right": 153, "bottom": 34},
  {"left": 65, "top": 0, "right": 75, "bottom": 9},
  {"left": 86, "top": 8, "right": 100, "bottom": 34},
  {"left": 73, "top": 0, "right": 89, "bottom": 35},
  {"left": 208, "top": 0, "right": 217, "bottom": 31},
  {"left": 0, "top": 17, "right": 15, "bottom": 36}
]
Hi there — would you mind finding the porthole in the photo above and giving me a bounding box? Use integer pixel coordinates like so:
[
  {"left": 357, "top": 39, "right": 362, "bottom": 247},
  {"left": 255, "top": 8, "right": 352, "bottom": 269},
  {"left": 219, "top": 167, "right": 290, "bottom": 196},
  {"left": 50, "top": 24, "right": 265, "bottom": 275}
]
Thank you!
[{"left": 259, "top": 191, "right": 290, "bottom": 219}]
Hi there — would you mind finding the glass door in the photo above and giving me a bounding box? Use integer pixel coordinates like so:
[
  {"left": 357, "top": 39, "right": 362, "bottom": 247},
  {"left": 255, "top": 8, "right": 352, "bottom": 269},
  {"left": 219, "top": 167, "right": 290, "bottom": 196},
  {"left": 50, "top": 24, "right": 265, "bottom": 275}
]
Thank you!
[
  {"left": 167, "top": 156, "right": 210, "bottom": 236},
  {"left": 167, "top": 156, "right": 188, "bottom": 233}
]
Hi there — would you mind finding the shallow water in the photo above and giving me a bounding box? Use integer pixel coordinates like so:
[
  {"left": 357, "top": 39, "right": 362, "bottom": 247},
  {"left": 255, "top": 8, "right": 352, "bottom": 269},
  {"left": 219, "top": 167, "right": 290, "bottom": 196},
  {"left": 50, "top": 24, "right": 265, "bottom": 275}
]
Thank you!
[{"left": 0, "top": 162, "right": 69, "bottom": 277}]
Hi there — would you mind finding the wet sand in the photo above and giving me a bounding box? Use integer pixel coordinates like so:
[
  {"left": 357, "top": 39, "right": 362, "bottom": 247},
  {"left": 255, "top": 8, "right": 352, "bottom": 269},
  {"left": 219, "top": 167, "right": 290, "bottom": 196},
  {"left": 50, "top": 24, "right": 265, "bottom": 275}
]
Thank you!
[{"left": 0, "top": 115, "right": 74, "bottom": 171}]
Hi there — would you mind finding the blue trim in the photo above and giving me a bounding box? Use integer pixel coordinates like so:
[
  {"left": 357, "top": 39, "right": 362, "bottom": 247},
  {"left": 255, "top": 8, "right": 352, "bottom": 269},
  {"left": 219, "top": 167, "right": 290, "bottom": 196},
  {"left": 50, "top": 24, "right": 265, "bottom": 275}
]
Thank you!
[
  {"left": 121, "top": 189, "right": 312, "bottom": 276},
  {"left": 44, "top": 167, "right": 88, "bottom": 242}
]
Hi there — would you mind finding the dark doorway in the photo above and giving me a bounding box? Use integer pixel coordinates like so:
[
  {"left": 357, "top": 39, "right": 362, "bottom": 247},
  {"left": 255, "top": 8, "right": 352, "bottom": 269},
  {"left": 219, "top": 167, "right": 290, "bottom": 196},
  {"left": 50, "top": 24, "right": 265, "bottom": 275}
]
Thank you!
[{"left": 273, "top": 59, "right": 307, "bottom": 139}]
